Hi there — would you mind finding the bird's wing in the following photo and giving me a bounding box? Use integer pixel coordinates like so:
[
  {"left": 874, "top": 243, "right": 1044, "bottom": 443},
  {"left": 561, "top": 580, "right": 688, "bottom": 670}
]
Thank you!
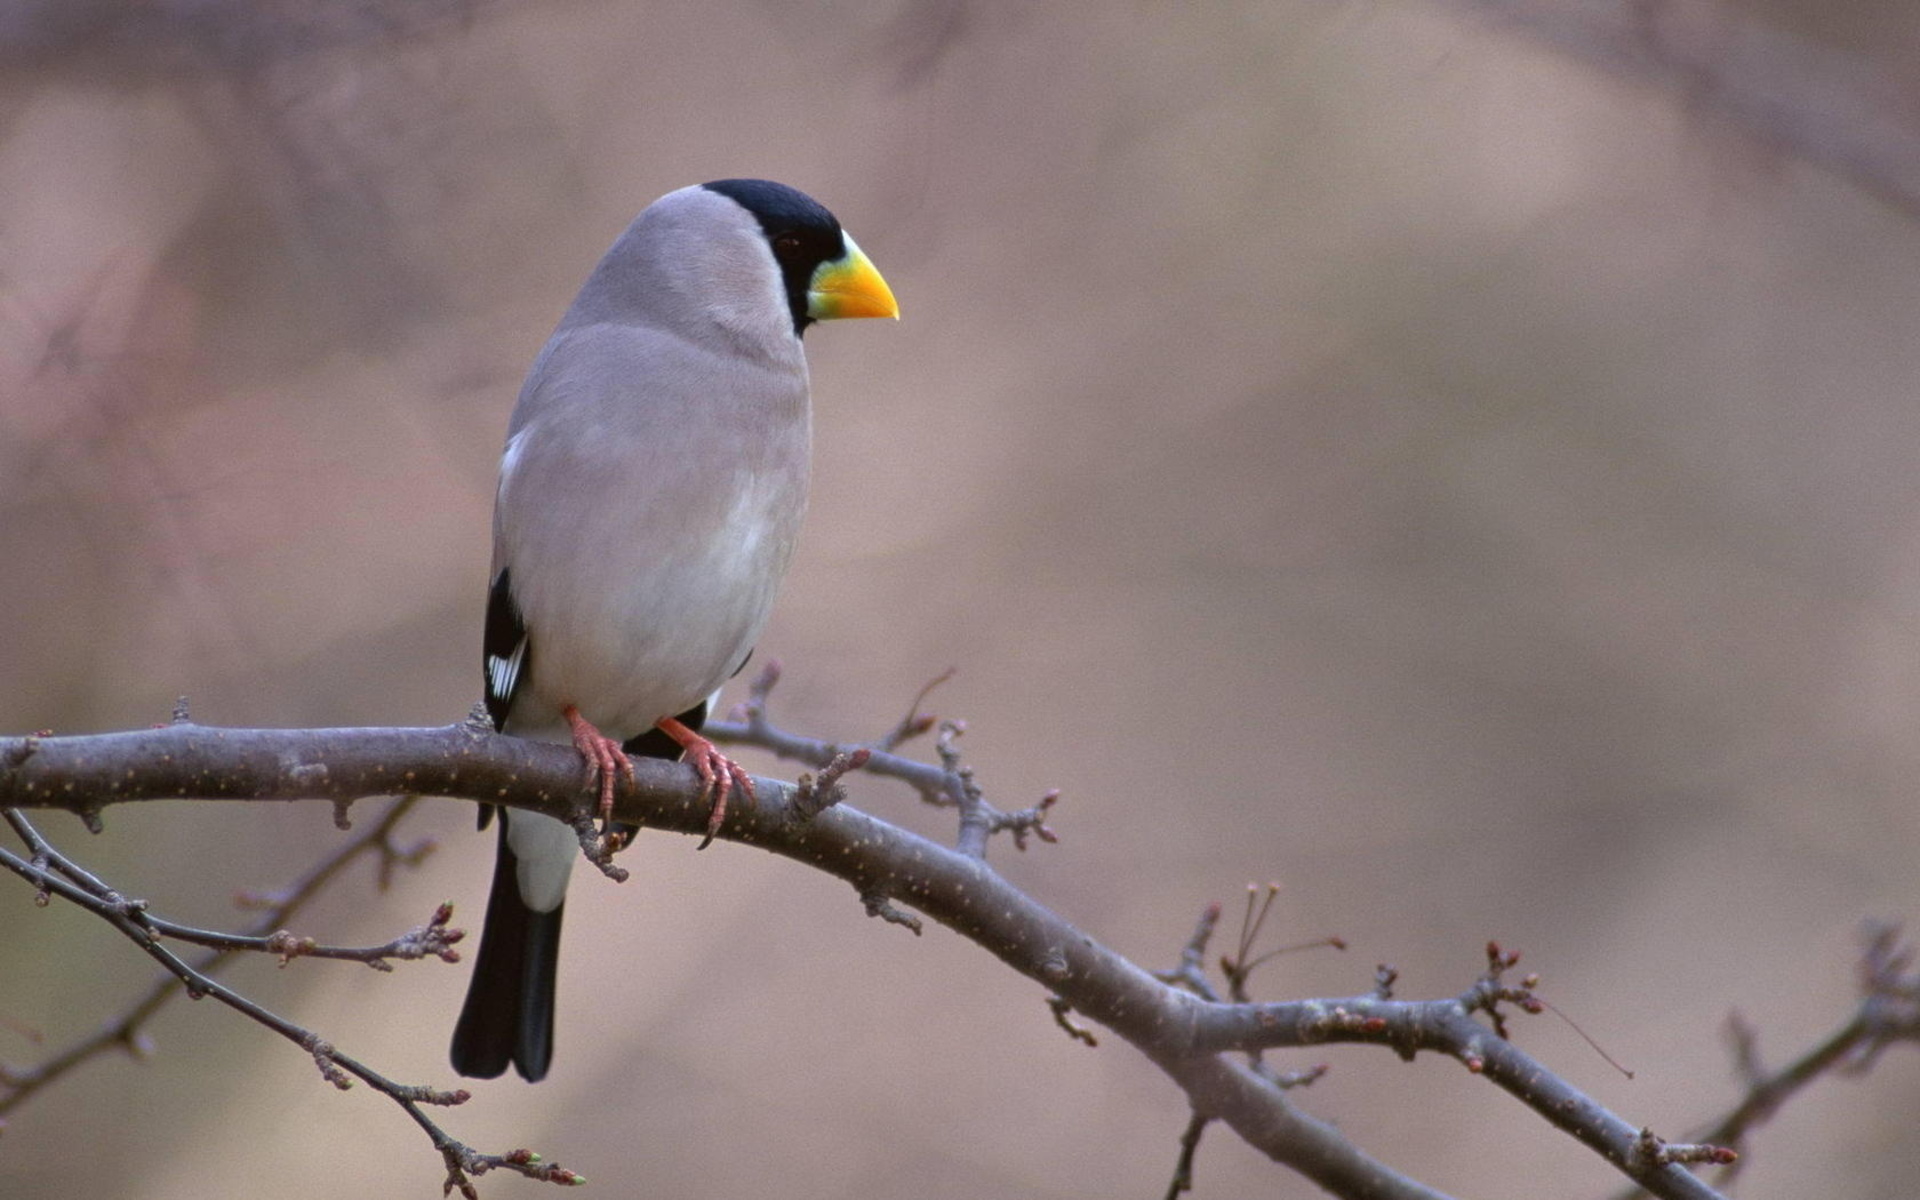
[{"left": 483, "top": 567, "right": 530, "bottom": 733}]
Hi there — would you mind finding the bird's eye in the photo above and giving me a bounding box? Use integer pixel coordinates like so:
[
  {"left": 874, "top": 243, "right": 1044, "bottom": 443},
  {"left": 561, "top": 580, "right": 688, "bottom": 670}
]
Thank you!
[{"left": 772, "top": 233, "right": 803, "bottom": 257}]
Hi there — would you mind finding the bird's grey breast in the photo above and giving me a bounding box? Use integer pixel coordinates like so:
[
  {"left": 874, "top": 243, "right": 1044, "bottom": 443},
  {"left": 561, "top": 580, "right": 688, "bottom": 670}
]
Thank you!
[{"left": 495, "top": 322, "right": 811, "bottom": 734}]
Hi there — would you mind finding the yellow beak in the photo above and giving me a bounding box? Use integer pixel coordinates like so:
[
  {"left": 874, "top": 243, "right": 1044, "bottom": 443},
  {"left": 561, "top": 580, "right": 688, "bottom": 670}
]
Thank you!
[{"left": 807, "top": 235, "right": 899, "bottom": 321}]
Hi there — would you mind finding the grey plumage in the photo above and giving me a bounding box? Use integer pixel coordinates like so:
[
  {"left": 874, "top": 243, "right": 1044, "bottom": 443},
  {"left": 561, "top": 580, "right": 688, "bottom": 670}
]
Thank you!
[{"left": 451, "top": 181, "right": 896, "bottom": 1082}]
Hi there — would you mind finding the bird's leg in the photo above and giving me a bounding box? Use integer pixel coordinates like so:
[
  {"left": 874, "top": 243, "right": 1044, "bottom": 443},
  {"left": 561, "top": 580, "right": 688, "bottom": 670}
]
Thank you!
[
  {"left": 563, "top": 704, "right": 635, "bottom": 832},
  {"left": 656, "top": 715, "right": 755, "bottom": 849}
]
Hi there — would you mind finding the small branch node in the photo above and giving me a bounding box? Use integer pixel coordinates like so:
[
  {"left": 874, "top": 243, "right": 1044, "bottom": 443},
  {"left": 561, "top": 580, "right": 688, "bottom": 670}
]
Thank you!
[
  {"left": 390, "top": 902, "right": 466, "bottom": 965},
  {"left": 28, "top": 850, "right": 52, "bottom": 907},
  {"left": 791, "top": 747, "right": 871, "bottom": 819},
  {"left": 934, "top": 718, "right": 968, "bottom": 769},
  {"left": 567, "top": 812, "right": 630, "bottom": 883},
  {"left": 1462, "top": 940, "right": 1542, "bottom": 1040},
  {"left": 461, "top": 701, "right": 496, "bottom": 736},
  {"left": 860, "top": 887, "right": 923, "bottom": 935},
  {"left": 306, "top": 1039, "right": 352, "bottom": 1090},
  {"left": 990, "top": 788, "right": 1060, "bottom": 850},
  {"left": 395, "top": 1082, "right": 470, "bottom": 1106},
  {"left": 743, "top": 658, "right": 784, "bottom": 721},
  {"left": 1632, "top": 1126, "right": 1738, "bottom": 1169},
  {"left": 441, "top": 1163, "right": 480, "bottom": 1199},
  {"left": 264, "top": 930, "right": 318, "bottom": 966},
  {"left": 1047, "top": 996, "right": 1099, "bottom": 1047},
  {"left": 1371, "top": 964, "right": 1398, "bottom": 999},
  {"left": 1153, "top": 901, "right": 1223, "bottom": 1001},
  {"left": 170, "top": 696, "right": 192, "bottom": 725},
  {"left": 104, "top": 892, "right": 149, "bottom": 920},
  {"left": 4, "top": 736, "right": 38, "bottom": 767}
]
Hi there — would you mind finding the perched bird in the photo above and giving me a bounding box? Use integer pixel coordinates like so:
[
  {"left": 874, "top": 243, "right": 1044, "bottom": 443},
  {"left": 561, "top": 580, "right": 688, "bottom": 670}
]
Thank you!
[{"left": 450, "top": 179, "right": 898, "bottom": 1082}]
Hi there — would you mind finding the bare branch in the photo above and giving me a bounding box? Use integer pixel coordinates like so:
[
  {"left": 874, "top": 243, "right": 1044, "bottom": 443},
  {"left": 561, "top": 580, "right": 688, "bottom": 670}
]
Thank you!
[
  {"left": 0, "top": 816, "right": 580, "bottom": 1192},
  {"left": 0, "top": 794, "right": 426, "bottom": 1117},
  {"left": 1164, "top": 1109, "right": 1210, "bottom": 1200},
  {"left": 0, "top": 717, "right": 1743, "bottom": 1199},
  {"left": 1155, "top": 900, "right": 1226, "bottom": 1003},
  {"left": 251, "top": 904, "right": 462, "bottom": 970},
  {"left": 1172, "top": 949, "right": 1731, "bottom": 1195},
  {"left": 1612, "top": 921, "right": 1920, "bottom": 1198},
  {"left": 710, "top": 664, "right": 1060, "bottom": 861},
  {"left": 0, "top": 808, "right": 461, "bottom": 969}
]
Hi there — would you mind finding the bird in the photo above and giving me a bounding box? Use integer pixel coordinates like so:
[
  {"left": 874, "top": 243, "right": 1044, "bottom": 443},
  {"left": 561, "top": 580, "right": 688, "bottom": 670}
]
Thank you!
[{"left": 449, "top": 179, "right": 898, "bottom": 1082}]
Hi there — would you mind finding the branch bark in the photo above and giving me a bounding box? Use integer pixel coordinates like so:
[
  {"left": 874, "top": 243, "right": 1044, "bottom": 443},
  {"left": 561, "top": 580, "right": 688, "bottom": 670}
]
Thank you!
[{"left": 2, "top": 719, "right": 1732, "bottom": 1199}]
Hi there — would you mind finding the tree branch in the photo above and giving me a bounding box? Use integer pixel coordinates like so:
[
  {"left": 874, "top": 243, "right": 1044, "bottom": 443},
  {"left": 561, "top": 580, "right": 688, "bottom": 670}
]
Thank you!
[
  {"left": 1610, "top": 920, "right": 1920, "bottom": 1199},
  {"left": 0, "top": 807, "right": 583, "bottom": 1193},
  {"left": 0, "top": 709, "right": 1753, "bottom": 1199},
  {"left": 0, "top": 793, "right": 428, "bottom": 1118}
]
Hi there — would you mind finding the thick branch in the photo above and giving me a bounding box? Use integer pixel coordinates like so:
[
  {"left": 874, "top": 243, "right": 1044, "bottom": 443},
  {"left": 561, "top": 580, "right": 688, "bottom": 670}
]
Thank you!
[{"left": 0, "top": 722, "right": 1727, "bottom": 1199}]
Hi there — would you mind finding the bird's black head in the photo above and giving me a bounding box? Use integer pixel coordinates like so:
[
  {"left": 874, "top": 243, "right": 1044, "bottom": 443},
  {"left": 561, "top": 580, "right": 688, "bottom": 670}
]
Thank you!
[{"left": 702, "top": 178, "right": 847, "bottom": 337}]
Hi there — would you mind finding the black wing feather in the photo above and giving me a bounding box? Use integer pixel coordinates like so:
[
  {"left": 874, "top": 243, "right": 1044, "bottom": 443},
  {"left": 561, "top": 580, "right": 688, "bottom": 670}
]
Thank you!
[
  {"left": 478, "top": 569, "right": 530, "bottom": 832},
  {"left": 483, "top": 567, "right": 529, "bottom": 732}
]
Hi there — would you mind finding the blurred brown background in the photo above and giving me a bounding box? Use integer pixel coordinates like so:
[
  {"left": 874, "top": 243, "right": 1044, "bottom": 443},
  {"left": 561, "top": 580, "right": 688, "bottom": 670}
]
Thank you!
[{"left": 4, "top": 1, "right": 1920, "bottom": 1197}]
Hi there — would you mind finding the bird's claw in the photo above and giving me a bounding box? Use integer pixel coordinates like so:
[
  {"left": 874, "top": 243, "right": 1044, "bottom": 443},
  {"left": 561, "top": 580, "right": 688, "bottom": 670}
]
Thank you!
[
  {"left": 691, "top": 743, "right": 756, "bottom": 848},
  {"left": 564, "top": 705, "right": 635, "bottom": 831},
  {"left": 655, "top": 715, "right": 753, "bottom": 850}
]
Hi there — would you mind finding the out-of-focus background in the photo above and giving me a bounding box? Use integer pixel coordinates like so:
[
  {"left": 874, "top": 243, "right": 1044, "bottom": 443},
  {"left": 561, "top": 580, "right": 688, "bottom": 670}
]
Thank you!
[{"left": 4, "top": 2, "right": 1919, "bottom": 1197}]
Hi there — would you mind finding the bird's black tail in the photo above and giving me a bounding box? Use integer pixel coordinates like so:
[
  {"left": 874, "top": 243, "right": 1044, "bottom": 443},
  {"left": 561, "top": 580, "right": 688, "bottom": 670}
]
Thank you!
[
  {"left": 450, "top": 817, "right": 563, "bottom": 1082},
  {"left": 449, "top": 702, "right": 707, "bottom": 1082}
]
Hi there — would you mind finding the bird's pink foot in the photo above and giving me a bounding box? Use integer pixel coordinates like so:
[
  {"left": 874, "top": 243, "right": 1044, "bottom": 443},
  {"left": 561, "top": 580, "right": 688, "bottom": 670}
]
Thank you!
[
  {"left": 564, "top": 704, "right": 635, "bottom": 829},
  {"left": 656, "top": 715, "right": 755, "bottom": 848}
]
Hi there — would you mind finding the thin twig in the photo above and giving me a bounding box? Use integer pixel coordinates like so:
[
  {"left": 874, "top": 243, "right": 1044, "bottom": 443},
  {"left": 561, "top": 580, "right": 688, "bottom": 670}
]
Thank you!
[
  {"left": 0, "top": 798, "right": 429, "bottom": 1111},
  {"left": 710, "top": 663, "right": 1062, "bottom": 860},
  {"left": 1610, "top": 921, "right": 1920, "bottom": 1198},
  {"left": 1163, "top": 1109, "right": 1210, "bottom": 1200},
  {"left": 0, "top": 813, "right": 579, "bottom": 1192}
]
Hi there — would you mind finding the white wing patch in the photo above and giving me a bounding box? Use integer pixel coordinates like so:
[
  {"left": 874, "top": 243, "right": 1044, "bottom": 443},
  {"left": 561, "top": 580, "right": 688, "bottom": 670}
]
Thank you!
[
  {"left": 487, "top": 637, "right": 528, "bottom": 707},
  {"left": 498, "top": 427, "right": 531, "bottom": 489}
]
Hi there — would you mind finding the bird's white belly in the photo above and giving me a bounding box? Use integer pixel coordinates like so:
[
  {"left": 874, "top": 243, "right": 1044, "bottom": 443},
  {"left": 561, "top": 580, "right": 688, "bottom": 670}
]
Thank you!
[
  {"left": 512, "top": 467, "right": 804, "bottom": 738},
  {"left": 533, "top": 572, "right": 775, "bottom": 732}
]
